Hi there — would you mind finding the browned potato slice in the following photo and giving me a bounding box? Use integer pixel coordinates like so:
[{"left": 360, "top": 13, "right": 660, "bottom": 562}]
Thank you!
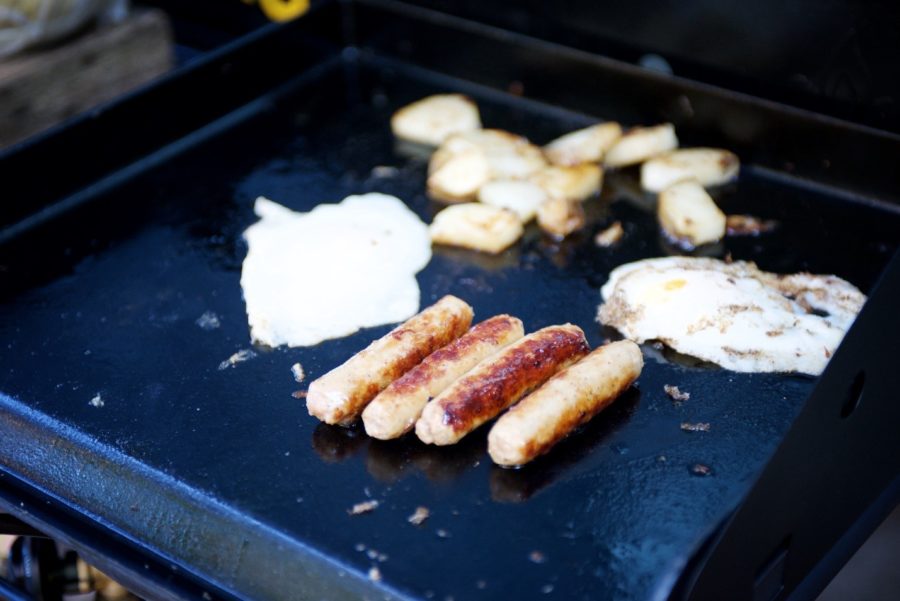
[
  {"left": 657, "top": 179, "right": 726, "bottom": 246},
  {"left": 430, "top": 203, "right": 524, "bottom": 253},
  {"left": 530, "top": 164, "right": 603, "bottom": 202},
  {"left": 536, "top": 196, "right": 586, "bottom": 239},
  {"left": 391, "top": 94, "right": 481, "bottom": 146},
  {"left": 604, "top": 123, "right": 678, "bottom": 167},
  {"left": 432, "top": 129, "right": 547, "bottom": 180},
  {"left": 426, "top": 149, "right": 491, "bottom": 202},
  {"left": 641, "top": 148, "right": 739, "bottom": 192},
  {"left": 543, "top": 122, "right": 623, "bottom": 166},
  {"left": 477, "top": 179, "right": 549, "bottom": 222}
]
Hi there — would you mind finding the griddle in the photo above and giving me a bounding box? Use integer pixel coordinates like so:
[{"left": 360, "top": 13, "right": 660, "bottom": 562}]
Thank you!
[{"left": 1, "top": 2, "right": 899, "bottom": 600}]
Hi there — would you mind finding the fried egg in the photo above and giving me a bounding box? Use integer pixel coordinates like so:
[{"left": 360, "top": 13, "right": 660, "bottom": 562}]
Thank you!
[{"left": 597, "top": 257, "right": 866, "bottom": 374}]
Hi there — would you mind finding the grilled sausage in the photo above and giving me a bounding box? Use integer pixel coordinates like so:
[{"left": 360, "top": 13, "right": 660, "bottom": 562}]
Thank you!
[
  {"left": 488, "top": 340, "right": 643, "bottom": 466},
  {"left": 362, "top": 315, "right": 524, "bottom": 440},
  {"left": 307, "top": 295, "right": 473, "bottom": 425},
  {"left": 415, "top": 324, "right": 589, "bottom": 445}
]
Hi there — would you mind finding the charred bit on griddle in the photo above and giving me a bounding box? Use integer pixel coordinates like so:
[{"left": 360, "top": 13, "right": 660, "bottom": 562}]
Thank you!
[
  {"left": 348, "top": 500, "right": 380, "bottom": 515},
  {"left": 680, "top": 422, "right": 711, "bottom": 432},
  {"left": 664, "top": 384, "right": 690, "bottom": 402}
]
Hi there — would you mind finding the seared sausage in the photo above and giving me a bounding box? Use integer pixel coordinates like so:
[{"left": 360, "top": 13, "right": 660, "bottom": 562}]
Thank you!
[
  {"left": 307, "top": 295, "right": 473, "bottom": 425},
  {"left": 488, "top": 340, "right": 643, "bottom": 466},
  {"left": 415, "top": 324, "right": 589, "bottom": 445},
  {"left": 362, "top": 315, "right": 524, "bottom": 440}
]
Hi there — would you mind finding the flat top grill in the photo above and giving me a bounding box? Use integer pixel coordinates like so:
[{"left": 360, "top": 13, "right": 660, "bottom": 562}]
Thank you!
[{"left": 1, "top": 2, "right": 899, "bottom": 600}]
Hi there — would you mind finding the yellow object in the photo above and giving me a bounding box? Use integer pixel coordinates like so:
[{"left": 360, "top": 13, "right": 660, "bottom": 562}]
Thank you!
[{"left": 258, "top": 0, "right": 309, "bottom": 21}]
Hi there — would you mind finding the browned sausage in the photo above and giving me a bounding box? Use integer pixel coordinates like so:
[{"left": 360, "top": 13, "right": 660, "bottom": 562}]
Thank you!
[
  {"left": 488, "top": 340, "right": 643, "bottom": 466},
  {"left": 306, "top": 295, "right": 473, "bottom": 425},
  {"left": 415, "top": 324, "right": 589, "bottom": 445},
  {"left": 362, "top": 315, "right": 524, "bottom": 440}
]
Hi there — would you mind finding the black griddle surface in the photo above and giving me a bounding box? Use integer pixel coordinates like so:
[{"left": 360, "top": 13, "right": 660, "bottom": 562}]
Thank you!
[{"left": 1, "top": 56, "right": 899, "bottom": 601}]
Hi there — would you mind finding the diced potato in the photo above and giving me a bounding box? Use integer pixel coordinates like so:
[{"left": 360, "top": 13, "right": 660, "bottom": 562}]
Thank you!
[
  {"left": 426, "top": 149, "right": 490, "bottom": 202},
  {"left": 604, "top": 123, "right": 678, "bottom": 167},
  {"left": 530, "top": 164, "right": 603, "bottom": 202},
  {"left": 657, "top": 179, "right": 726, "bottom": 246},
  {"left": 537, "top": 197, "right": 586, "bottom": 239},
  {"left": 391, "top": 94, "right": 481, "bottom": 146},
  {"left": 543, "top": 122, "right": 623, "bottom": 166},
  {"left": 430, "top": 203, "right": 524, "bottom": 253},
  {"left": 641, "top": 148, "right": 740, "bottom": 192},
  {"left": 478, "top": 180, "right": 549, "bottom": 222}
]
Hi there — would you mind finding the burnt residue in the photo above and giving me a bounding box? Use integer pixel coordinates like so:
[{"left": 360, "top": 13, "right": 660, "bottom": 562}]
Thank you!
[{"left": 440, "top": 327, "right": 590, "bottom": 432}]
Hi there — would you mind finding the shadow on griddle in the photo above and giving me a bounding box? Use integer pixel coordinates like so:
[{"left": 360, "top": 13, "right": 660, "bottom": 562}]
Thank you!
[
  {"left": 489, "top": 387, "right": 640, "bottom": 503},
  {"left": 311, "top": 423, "right": 369, "bottom": 463},
  {"left": 432, "top": 244, "right": 521, "bottom": 271},
  {"left": 366, "top": 429, "right": 487, "bottom": 484}
]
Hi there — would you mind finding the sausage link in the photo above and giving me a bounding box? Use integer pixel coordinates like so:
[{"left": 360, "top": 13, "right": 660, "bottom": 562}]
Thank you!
[
  {"left": 362, "top": 315, "right": 524, "bottom": 440},
  {"left": 306, "top": 295, "right": 473, "bottom": 425},
  {"left": 488, "top": 340, "right": 643, "bottom": 466},
  {"left": 416, "top": 324, "right": 589, "bottom": 445}
]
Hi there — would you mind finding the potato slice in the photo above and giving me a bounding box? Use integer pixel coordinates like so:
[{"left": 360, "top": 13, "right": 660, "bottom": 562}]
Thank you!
[
  {"left": 530, "top": 164, "right": 603, "bottom": 202},
  {"left": 391, "top": 94, "right": 481, "bottom": 146},
  {"left": 604, "top": 123, "right": 678, "bottom": 167},
  {"left": 478, "top": 180, "right": 549, "bottom": 222},
  {"left": 430, "top": 203, "right": 524, "bottom": 253},
  {"left": 427, "top": 149, "right": 490, "bottom": 202},
  {"left": 657, "top": 179, "right": 726, "bottom": 246},
  {"left": 641, "top": 148, "right": 739, "bottom": 192},
  {"left": 544, "top": 122, "right": 623, "bottom": 166},
  {"left": 537, "top": 197, "right": 586, "bottom": 239},
  {"left": 432, "top": 129, "right": 546, "bottom": 180}
]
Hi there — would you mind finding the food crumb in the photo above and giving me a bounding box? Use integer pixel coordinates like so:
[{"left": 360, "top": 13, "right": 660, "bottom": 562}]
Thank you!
[
  {"left": 681, "top": 422, "right": 711, "bottom": 432},
  {"left": 541, "top": 584, "right": 555, "bottom": 594},
  {"left": 292, "top": 390, "right": 308, "bottom": 399},
  {"left": 690, "top": 463, "right": 713, "bottom": 477},
  {"left": 196, "top": 311, "right": 221, "bottom": 330},
  {"left": 366, "top": 549, "right": 388, "bottom": 562},
  {"left": 408, "top": 506, "right": 430, "bottom": 526},
  {"left": 528, "top": 550, "right": 547, "bottom": 564},
  {"left": 371, "top": 166, "right": 399, "bottom": 178},
  {"left": 348, "top": 500, "right": 379, "bottom": 515},
  {"left": 726, "top": 215, "right": 778, "bottom": 236},
  {"left": 664, "top": 384, "right": 690, "bottom": 402},
  {"left": 594, "top": 221, "right": 624, "bottom": 247},
  {"left": 290, "top": 362, "right": 305, "bottom": 383},
  {"left": 475, "top": 580, "right": 487, "bottom": 590},
  {"left": 89, "top": 393, "right": 104, "bottom": 408},
  {"left": 436, "top": 529, "right": 451, "bottom": 539},
  {"left": 218, "top": 349, "right": 257, "bottom": 370},
  {"left": 354, "top": 543, "right": 366, "bottom": 552},
  {"left": 368, "top": 566, "right": 382, "bottom": 582}
]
